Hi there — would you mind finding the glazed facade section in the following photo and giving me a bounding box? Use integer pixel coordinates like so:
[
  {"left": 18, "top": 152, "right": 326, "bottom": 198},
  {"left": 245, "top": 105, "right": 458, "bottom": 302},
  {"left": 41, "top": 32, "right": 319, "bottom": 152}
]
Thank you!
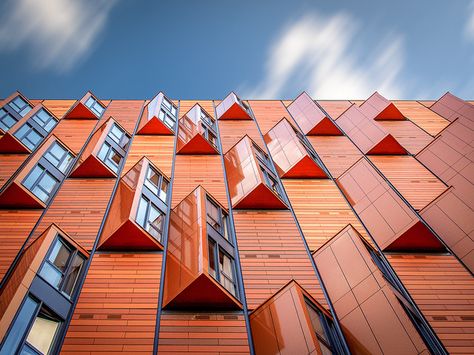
[{"left": 0, "top": 90, "right": 472, "bottom": 355}]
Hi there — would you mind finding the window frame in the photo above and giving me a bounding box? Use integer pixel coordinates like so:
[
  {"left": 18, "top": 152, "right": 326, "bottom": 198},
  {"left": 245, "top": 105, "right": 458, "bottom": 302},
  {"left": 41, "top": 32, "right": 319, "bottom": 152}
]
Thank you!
[
  {"left": 97, "top": 123, "right": 130, "bottom": 174},
  {"left": 158, "top": 96, "right": 178, "bottom": 129},
  {"left": 135, "top": 194, "right": 165, "bottom": 242},
  {"left": 206, "top": 196, "right": 229, "bottom": 242},
  {"left": 84, "top": 95, "right": 105, "bottom": 117},
  {"left": 22, "top": 140, "right": 73, "bottom": 204},
  {"left": 0, "top": 95, "right": 33, "bottom": 132},
  {"left": 38, "top": 235, "right": 87, "bottom": 300}
]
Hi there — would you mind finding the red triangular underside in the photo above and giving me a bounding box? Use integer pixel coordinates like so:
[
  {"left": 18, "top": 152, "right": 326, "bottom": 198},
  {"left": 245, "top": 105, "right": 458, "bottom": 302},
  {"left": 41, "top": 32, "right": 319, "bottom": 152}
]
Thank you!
[
  {"left": 282, "top": 155, "right": 328, "bottom": 178},
  {"left": 307, "top": 116, "right": 342, "bottom": 135},
  {"left": 70, "top": 155, "right": 116, "bottom": 178},
  {"left": 65, "top": 102, "right": 97, "bottom": 119},
  {"left": 0, "top": 183, "right": 44, "bottom": 208},
  {"left": 367, "top": 134, "right": 407, "bottom": 155},
  {"left": 0, "top": 133, "right": 30, "bottom": 153},
  {"left": 137, "top": 116, "right": 174, "bottom": 135},
  {"left": 385, "top": 220, "right": 445, "bottom": 252},
  {"left": 219, "top": 103, "right": 251, "bottom": 120},
  {"left": 164, "top": 273, "right": 241, "bottom": 310},
  {"left": 234, "top": 183, "right": 287, "bottom": 209},
  {"left": 374, "top": 103, "right": 405, "bottom": 120},
  {"left": 98, "top": 219, "right": 163, "bottom": 251},
  {"left": 178, "top": 134, "right": 219, "bottom": 155}
]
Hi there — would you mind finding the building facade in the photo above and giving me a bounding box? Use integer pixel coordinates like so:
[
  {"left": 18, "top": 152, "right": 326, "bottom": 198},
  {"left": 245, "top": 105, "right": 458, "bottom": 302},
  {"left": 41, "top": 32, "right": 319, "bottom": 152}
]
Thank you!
[{"left": 0, "top": 90, "right": 472, "bottom": 354}]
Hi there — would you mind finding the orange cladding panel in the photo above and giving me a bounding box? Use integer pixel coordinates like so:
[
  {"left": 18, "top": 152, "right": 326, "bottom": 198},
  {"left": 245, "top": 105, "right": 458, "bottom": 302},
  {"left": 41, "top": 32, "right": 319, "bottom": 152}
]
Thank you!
[
  {"left": 42, "top": 99, "right": 76, "bottom": 118},
  {"left": 248, "top": 100, "right": 290, "bottom": 135},
  {"left": 394, "top": 100, "right": 450, "bottom": 136},
  {"left": 218, "top": 119, "right": 265, "bottom": 153},
  {"left": 0, "top": 154, "right": 28, "bottom": 189}
]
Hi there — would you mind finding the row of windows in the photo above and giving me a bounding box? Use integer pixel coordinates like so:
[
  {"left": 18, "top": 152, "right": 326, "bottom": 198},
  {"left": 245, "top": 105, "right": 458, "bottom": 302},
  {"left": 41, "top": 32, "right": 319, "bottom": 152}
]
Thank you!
[
  {"left": 158, "top": 96, "right": 178, "bottom": 129},
  {"left": 14, "top": 109, "right": 58, "bottom": 151},
  {"left": 97, "top": 123, "right": 130, "bottom": 174},
  {"left": 22, "top": 142, "right": 73, "bottom": 203},
  {"left": 0, "top": 96, "right": 32, "bottom": 132}
]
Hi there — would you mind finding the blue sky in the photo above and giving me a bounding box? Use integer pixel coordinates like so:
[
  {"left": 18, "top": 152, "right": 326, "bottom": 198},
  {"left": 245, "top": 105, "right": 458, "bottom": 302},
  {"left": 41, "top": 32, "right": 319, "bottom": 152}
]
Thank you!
[{"left": 0, "top": 0, "right": 473, "bottom": 100}]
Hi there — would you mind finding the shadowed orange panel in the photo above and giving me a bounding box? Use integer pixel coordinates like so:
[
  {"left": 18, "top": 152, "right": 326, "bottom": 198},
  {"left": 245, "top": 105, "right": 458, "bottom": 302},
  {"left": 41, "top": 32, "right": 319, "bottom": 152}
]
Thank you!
[
  {"left": 314, "top": 225, "right": 429, "bottom": 355},
  {"left": 283, "top": 179, "right": 369, "bottom": 250},
  {"left": 62, "top": 253, "right": 161, "bottom": 354},
  {"left": 248, "top": 100, "right": 290, "bottom": 135},
  {"left": 394, "top": 101, "right": 450, "bottom": 136},
  {"left": 123, "top": 135, "right": 174, "bottom": 177},
  {"left": 234, "top": 210, "right": 326, "bottom": 310},
  {"left": 337, "top": 158, "right": 444, "bottom": 252},
  {"left": 0, "top": 154, "right": 28, "bottom": 189},
  {"left": 42, "top": 100, "right": 76, "bottom": 118},
  {"left": 370, "top": 156, "right": 447, "bottom": 210},
  {"left": 387, "top": 254, "right": 474, "bottom": 354},
  {"left": 158, "top": 312, "right": 249, "bottom": 354},
  {"left": 218, "top": 119, "right": 265, "bottom": 153},
  {"left": 172, "top": 155, "right": 227, "bottom": 208},
  {"left": 317, "top": 100, "right": 352, "bottom": 119},
  {"left": 28, "top": 179, "right": 115, "bottom": 250},
  {"left": 307, "top": 135, "right": 362, "bottom": 178},
  {"left": 0, "top": 210, "right": 41, "bottom": 280}
]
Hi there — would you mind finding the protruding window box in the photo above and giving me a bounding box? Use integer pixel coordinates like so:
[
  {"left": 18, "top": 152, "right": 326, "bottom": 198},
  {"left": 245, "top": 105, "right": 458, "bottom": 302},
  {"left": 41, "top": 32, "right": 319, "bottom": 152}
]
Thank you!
[
  {"left": 176, "top": 104, "right": 220, "bottom": 154},
  {"left": 98, "top": 158, "right": 169, "bottom": 250},
  {"left": 264, "top": 118, "right": 328, "bottom": 178},
  {"left": 250, "top": 281, "right": 346, "bottom": 355},
  {"left": 360, "top": 92, "right": 405, "bottom": 120},
  {"left": 337, "top": 158, "right": 445, "bottom": 252},
  {"left": 0, "top": 136, "right": 74, "bottom": 209},
  {"left": 216, "top": 92, "right": 252, "bottom": 120},
  {"left": 64, "top": 92, "right": 105, "bottom": 119},
  {"left": 0, "top": 92, "right": 33, "bottom": 134},
  {"left": 163, "top": 186, "right": 241, "bottom": 309},
  {"left": 0, "top": 105, "right": 58, "bottom": 154},
  {"left": 336, "top": 104, "right": 407, "bottom": 155},
  {"left": 137, "top": 92, "right": 177, "bottom": 135},
  {"left": 224, "top": 136, "right": 287, "bottom": 209},
  {"left": 0, "top": 224, "right": 88, "bottom": 353},
  {"left": 70, "top": 118, "right": 130, "bottom": 178},
  {"left": 287, "top": 92, "right": 342, "bottom": 135}
]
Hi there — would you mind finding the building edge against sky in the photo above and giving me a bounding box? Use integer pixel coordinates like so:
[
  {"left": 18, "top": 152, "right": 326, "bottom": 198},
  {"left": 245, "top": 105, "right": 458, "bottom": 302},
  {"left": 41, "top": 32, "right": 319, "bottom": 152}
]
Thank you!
[{"left": 0, "top": 89, "right": 472, "bottom": 354}]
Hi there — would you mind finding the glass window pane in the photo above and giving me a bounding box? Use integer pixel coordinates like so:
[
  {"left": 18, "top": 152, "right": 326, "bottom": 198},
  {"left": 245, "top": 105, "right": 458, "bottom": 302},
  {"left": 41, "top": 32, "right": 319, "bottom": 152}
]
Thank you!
[
  {"left": 219, "top": 251, "right": 236, "bottom": 296},
  {"left": 23, "top": 165, "right": 44, "bottom": 189},
  {"left": 109, "top": 125, "right": 123, "bottom": 144},
  {"left": 48, "top": 240, "right": 71, "bottom": 272},
  {"left": 136, "top": 196, "right": 148, "bottom": 228},
  {"left": 62, "top": 254, "right": 85, "bottom": 297},
  {"left": 208, "top": 239, "right": 217, "bottom": 279},
  {"left": 58, "top": 153, "right": 73, "bottom": 173},
  {"left": 38, "top": 173, "right": 58, "bottom": 194},
  {"left": 160, "top": 179, "right": 168, "bottom": 202},
  {"left": 20, "top": 106, "right": 32, "bottom": 117},
  {"left": 25, "top": 308, "right": 60, "bottom": 355},
  {"left": 85, "top": 97, "right": 95, "bottom": 108},
  {"left": 206, "top": 198, "right": 220, "bottom": 229},
  {"left": 39, "top": 262, "right": 63, "bottom": 288},
  {"left": 0, "top": 296, "right": 38, "bottom": 354},
  {"left": 97, "top": 143, "right": 109, "bottom": 161},
  {"left": 0, "top": 113, "right": 16, "bottom": 131}
]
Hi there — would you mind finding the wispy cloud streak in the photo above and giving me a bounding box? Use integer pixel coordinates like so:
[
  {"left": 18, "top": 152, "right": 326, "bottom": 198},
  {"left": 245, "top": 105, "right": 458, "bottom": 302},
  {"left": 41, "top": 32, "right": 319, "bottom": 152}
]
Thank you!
[{"left": 0, "top": 0, "right": 117, "bottom": 72}]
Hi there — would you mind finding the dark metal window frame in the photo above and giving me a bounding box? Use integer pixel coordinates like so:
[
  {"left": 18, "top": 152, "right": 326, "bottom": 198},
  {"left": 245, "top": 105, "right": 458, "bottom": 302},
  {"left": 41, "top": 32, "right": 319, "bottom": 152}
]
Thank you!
[
  {"left": 143, "top": 165, "right": 169, "bottom": 205},
  {"left": 0, "top": 95, "right": 32, "bottom": 132},
  {"left": 135, "top": 194, "right": 165, "bottom": 242},
  {"left": 84, "top": 95, "right": 105, "bottom": 117},
  {"left": 38, "top": 235, "right": 87, "bottom": 300},
  {"left": 22, "top": 141, "right": 73, "bottom": 204},
  {"left": 0, "top": 293, "right": 63, "bottom": 355},
  {"left": 159, "top": 96, "right": 178, "bottom": 129}
]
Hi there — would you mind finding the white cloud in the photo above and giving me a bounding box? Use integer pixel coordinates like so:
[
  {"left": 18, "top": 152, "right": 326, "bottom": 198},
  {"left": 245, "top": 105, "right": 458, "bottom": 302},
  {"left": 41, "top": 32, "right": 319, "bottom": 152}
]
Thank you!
[
  {"left": 465, "top": 1, "right": 474, "bottom": 42},
  {"left": 0, "top": 0, "right": 117, "bottom": 72},
  {"left": 243, "top": 13, "right": 405, "bottom": 99}
]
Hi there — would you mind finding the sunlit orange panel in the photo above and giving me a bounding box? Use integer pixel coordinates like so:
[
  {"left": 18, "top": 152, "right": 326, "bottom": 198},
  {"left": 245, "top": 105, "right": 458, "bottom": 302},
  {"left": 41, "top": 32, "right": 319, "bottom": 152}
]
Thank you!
[
  {"left": 430, "top": 92, "right": 474, "bottom": 122},
  {"left": 176, "top": 104, "right": 219, "bottom": 154},
  {"left": 336, "top": 104, "right": 407, "bottom": 155},
  {"left": 287, "top": 92, "right": 342, "bottom": 135},
  {"left": 137, "top": 92, "right": 174, "bottom": 135},
  {"left": 394, "top": 100, "right": 449, "bottom": 136},
  {"left": 313, "top": 225, "right": 429, "bottom": 354},
  {"left": 316, "top": 100, "right": 352, "bottom": 120},
  {"left": 163, "top": 186, "right": 241, "bottom": 310},
  {"left": 224, "top": 136, "right": 287, "bottom": 209},
  {"left": 360, "top": 92, "right": 405, "bottom": 120},
  {"left": 264, "top": 118, "right": 327, "bottom": 178},
  {"left": 216, "top": 92, "right": 252, "bottom": 120},
  {"left": 377, "top": 120, "right": 433, "bottom": 155},
  {"left": 250, "top": 281, "right": 334, "bottom": 355},
  {"left": 98, "top": 158, "right": 164, "bottom": 250},
  {"left": 337, "top": 158, "right": 444, "bottom": 252}
]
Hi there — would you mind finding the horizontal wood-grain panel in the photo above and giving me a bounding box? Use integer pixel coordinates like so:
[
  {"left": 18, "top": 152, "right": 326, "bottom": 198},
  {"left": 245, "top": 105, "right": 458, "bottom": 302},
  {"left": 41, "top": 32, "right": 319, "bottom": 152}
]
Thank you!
[
  {"left": 158, "top": 312, "right": 249, "bottom": 354},
  {"left": 52, "top": 119, "right": 97, "bottom": 154},
  {"left": 0, "top": 154, "right": 28, "bottom": 189},
  {"left": 248, "top": 100, "right": 290, "bottom": 135},
  {"left": 101, "top": 100, "right": 144, "bottom": 135},
  {"left": 394, "top": 100, "right": 450, "bottom": 136},
  {"left": 234, "top": 210, "right": 326, "bottom": 310},
  {"left": 377, "top": 120, "right": 434, "bottom": 155},
  {"left": 42, "top": 99, "right": 77, "bottom": 118},
  {"left": 123, "top": 135, "right": 174, "bottom": 178},
  {"left": 172, "top": 155, "right": 227, "bottom": 209},
  {"left": 179, "top": 100, "right": 215, "bottom": 119},
  {"left": 370, "top": 155, "right": 447, "bottom": 210},
  {"left": 283, "top": 179, "right": 370, "bottom": 250},
  {"left": 317, "top": 100, "right": 352, "bottom": 119},
  {"left": 0, "top": 210, "right": 42, "bottom": 280},
  {"left": 62, "top": 252, "right": 162, "bottom": 354},
  {"left": 218, "top": 120, "right": 265, "bottom": 153},
  {"left": 29, "top": 179, "right": 115, "bottom": 250},
  {"left": 387, "top": 254, "right": 474, "bottom": 354}
]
